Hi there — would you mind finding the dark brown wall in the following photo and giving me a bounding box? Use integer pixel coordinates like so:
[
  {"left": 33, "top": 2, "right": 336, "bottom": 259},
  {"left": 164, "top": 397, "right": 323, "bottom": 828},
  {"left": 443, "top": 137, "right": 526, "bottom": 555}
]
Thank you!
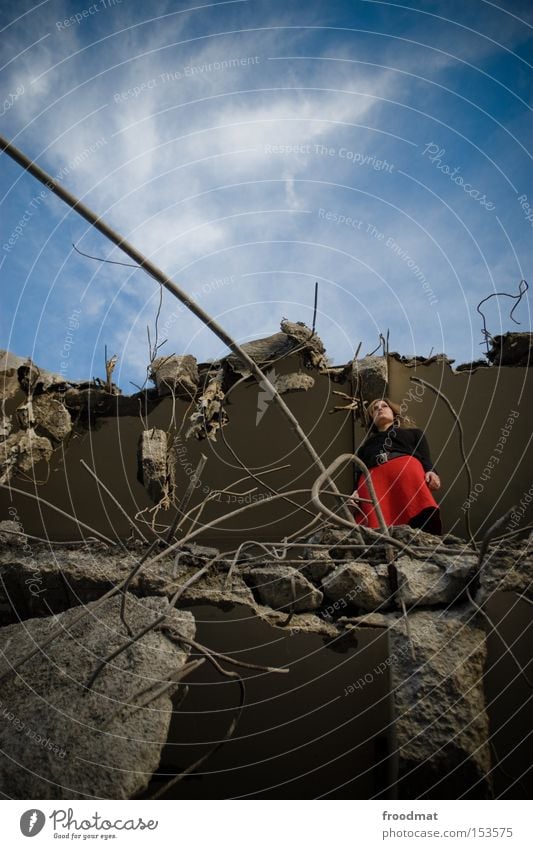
[{"left": 1, "top": 357, "right": 531, "bottom": 545}]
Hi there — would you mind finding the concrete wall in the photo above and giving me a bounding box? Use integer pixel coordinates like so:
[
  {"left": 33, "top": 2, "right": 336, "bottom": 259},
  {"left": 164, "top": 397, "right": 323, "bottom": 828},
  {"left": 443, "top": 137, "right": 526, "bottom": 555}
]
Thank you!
[{"left": 1, "top": 354, "right": 531, "bottom": 545}]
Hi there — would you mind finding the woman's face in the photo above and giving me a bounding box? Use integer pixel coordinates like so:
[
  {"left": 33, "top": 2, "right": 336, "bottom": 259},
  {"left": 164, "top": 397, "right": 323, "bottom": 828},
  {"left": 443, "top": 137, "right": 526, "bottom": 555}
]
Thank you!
[{"left": 369, "top": 399, "right": 395, "bottom": 431}]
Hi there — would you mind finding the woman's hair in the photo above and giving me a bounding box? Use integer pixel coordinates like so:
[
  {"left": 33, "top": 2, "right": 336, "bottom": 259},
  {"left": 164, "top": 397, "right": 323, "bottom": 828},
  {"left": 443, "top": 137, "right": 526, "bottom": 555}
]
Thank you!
[{"left": 365, "top": 397, "right": 416, "bottom": 432}]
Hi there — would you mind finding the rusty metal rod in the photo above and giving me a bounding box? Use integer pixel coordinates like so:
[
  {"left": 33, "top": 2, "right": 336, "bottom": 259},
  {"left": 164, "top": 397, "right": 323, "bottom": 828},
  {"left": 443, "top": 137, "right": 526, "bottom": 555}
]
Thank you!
[{"left": 0, "top": 133, "right": 352, "bottom": 521}]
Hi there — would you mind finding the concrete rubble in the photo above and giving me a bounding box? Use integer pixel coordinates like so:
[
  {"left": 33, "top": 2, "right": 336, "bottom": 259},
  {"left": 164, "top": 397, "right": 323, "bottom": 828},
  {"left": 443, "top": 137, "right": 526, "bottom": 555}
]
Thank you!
[
  {"left": 352, "top": 355, "right": 388, "bottom": 402},
  {"left": 0, "top": 594, "right": 195, "bottom": 799},
  {"left": 386, "top": 607, "right": 491, "bottom": 798},
  {"left": 17, "top": 395, "right": 72, "bottom": 444},
  {"left": 137, "top": 428, "right": 175, "bottom": 505},
  {"left": 273, "top": 372, "right": 315, "bottom": 394},
  {"left": 242, "top": 564, "right": 323, "bottom": 612},
  {"left": 487, "top": 332, "right": 532, "bottom": 367},
  {"left": 149, "top": 354, "right": 199, "bottom": 398},
  {"left": 0, "top": 523, "right": 525, "bottom": 799},
  {"left": 0, "top": 330, "right": 531, "bottom": 799},
  {"left": 0, "top": 428, "right": 53, "bottom": 484}
]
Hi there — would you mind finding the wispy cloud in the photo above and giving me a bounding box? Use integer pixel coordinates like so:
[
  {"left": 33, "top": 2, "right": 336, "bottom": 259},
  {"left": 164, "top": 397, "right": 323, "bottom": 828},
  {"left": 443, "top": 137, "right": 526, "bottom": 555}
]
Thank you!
[{"left": 1, "top": 0, "right": 531, "bottom": 385}]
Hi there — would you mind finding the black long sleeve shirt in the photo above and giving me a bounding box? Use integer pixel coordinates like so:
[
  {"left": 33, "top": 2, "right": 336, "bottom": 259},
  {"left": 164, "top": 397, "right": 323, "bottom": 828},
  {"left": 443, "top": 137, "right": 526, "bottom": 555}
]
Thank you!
[{"left": 355, "top": 426, "right": 435, "bottom": 486}]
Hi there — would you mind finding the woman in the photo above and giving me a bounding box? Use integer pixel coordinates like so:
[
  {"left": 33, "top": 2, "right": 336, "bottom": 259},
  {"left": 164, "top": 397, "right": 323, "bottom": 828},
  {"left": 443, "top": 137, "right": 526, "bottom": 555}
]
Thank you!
[{"left": 349, "top": 398, "right": 442, "bottom": 534}]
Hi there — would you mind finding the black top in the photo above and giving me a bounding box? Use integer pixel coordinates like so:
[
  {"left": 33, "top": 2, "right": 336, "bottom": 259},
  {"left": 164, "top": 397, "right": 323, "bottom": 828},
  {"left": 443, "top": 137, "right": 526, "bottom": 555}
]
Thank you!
[{"left": 355, "top": 426, "right": 435, "bottom": 485}]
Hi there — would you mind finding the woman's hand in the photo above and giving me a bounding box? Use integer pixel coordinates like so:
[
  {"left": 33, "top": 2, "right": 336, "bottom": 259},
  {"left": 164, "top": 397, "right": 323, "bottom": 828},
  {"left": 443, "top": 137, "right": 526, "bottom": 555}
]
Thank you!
[{"left": 425, "top": 471, "right": 441, "bottom": 491}]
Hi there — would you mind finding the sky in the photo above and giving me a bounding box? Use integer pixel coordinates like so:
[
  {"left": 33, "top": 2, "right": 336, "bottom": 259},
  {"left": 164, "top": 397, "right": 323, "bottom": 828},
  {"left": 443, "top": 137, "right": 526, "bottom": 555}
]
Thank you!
[{"left": 1, "top": 0, "right": 531, "bottom": 391}]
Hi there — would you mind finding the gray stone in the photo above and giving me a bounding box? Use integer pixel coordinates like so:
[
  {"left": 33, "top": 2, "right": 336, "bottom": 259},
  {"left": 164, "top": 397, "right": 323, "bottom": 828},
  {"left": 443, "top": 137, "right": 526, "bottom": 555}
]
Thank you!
[
  {"left": 322, "top": 561, "right": 392, "bottom": 611},
  {"left": 300, "top": 550, "right": 336, "bottom": 584},
  {"left": 226, "top": 321, "right": 327, "bottom": 373},
  {"left": 396, "top": 554, "right": 478, "bottom": 607},
  {"left": 0, "top": 520, "right": 25, "bottom": 546},
  {"left": 280, "top": 319, "right": 329, "bottom": 371},
  {"left": 186, "top": 372, "right": 227, "bottom": 441},
  {"left": 0, "top": 594, "right": 195, "bottom": 799},
  {"left": 352, "top": 355, "right": 388, "bottom": 402},
  {"left": 487, "top": 332, "right": 532, "bottom": 366},
  {"left": 0, "top": 415, "right": 11, "bottom": 441},
  {"left": 0, "top": 545, "right": 255, "bottom": 624},
  {"left": 137, "top": 428, "right": 174, "bottom": 505},
  {"left": 387, "top": 607, "right": 492, "bottom": 798},
  {"left": 0, "top": 351, "right": 63, "bottom": 400},
  {"left": 0, "top": 428, "right": 53, "bottom": 484},
  {"left": 226, "top": 333, "right": 293, "bottom": 372},
  {"left": 0, "top": 519, "right": 25, "bottom": 545},
  {"left": 150, "top": 355, "right": 199, "bottom": 397},
  {"left": 242, "top": 565, "right": 323, "bottom": 612},
  {"left": 17, "top": 396, "right": 72, "bottom": 444},
  {"left": 477, "top": 545, "right": 533, "bottom": 603},
  {"left": 275, "top": 373, "right": 315, "bottom": 394}
]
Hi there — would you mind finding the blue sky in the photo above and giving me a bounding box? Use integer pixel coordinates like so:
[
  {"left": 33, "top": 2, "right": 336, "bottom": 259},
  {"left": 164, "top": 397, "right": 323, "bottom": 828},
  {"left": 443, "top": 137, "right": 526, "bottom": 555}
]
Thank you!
[{"left": 1, "top": 0, "right": 531, "bottom": 390}]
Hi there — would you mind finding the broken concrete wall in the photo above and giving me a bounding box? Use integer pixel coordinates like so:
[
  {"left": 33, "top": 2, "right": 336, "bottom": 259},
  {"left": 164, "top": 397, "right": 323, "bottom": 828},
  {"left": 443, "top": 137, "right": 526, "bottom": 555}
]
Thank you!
[
  {"left": 2, "top": 522, "right": 522, "bottom": 798},
  {"left": 0, "top": 333, "right": 531, "bottom": 800},
  {"left": 1, "top": 337, "right": 531, "bottom": 545},
  {"left": 0, "top": 595, "right": 195, "bottom": 799}
]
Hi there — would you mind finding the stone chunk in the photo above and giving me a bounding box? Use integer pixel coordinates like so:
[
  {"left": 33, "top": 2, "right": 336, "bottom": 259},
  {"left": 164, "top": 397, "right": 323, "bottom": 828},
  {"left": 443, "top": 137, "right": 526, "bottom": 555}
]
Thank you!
[
  {"left": 322, "top": 561, "right": 392, "bottom": 611},
  {"left": 476, "top": 545, "right": 533, "bottom": 603},
  {"left": 0, "top": 595, "right": 195, "bottom": 799},
  {"left": 17, "top": 396, "right": 72, "bottom": 444},
  {"left": 487, "top": 332, "right": 532, "bottom": 366},
  {"left": 387, "top": 607, "right": 492, "bottom": 798},
  {"left": 150, "top": 355, "right": 199, "bottom": 397},
  {"left": 280, "top": 320, "right": 329, "bottom": 371},
  {"left": 242, "top": 565, "right": 323, "bottom": 611},
  {"left": 396, "top": 554, "right": 478, "bottom": 606},
  {"left": 352, "top": 355, "right": 388, "bottom": 402},
  {"left": 0, "top": 415, "right": 11, "bottom": 441},
  {"left": 0, "top": 429, "right": 53, "bottom": 483},
  {"left": 137, "top": 428, "right": 174, "bottom": 506},
  {"left": 0, "top": 545, "right": 254, "bottom": 625},
  {"left": 300, "top": 550, "right": 336, "bottom": 584},
  {"left": 0, "top": 520, "right": 25, "bottom": 546},
  {"left": 275, "top": 373, "right": 315, "bottom": 394}
]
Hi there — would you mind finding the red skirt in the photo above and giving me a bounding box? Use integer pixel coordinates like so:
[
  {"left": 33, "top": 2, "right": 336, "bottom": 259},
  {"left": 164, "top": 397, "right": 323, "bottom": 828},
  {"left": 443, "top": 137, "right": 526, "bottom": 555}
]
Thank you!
[{"left": 354, "top": 455, "right": 441, "bottom": 533}]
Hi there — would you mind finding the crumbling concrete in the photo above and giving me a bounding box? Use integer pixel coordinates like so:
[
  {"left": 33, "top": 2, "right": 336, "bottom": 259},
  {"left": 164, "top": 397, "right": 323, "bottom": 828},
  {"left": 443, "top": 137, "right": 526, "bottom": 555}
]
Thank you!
[
  {"left": 323, "top": 561, "right": 391, "bottom": 611},
  {"left": 150, "top": 355, "right": 199, "bottom": 398},
  {"left": 242, "top": 564, "right": 323, "bottom": 612},
  {"left": 274, "top": 373, "right": 315, "bottom": 394},
  {"left": 487, "top": 332, "right": 532, "bottom": 366},
  {"left": 0, "top": 527, "right": 530, "bottom": 799},
  {"left": 353, "top": 355, "right": 388, "bottom": 402},
  {"left": 137, "top": 428, "right": 175, "bottom": 506},
  {"left": 0, "top": 543, "right": 253, "bottom": 624},
  {"left": 0, "top": 428, "right": 53, "bottom": 484},
  {"left": 387, "top": 607, "right": 492, "bottom": 798},
  {"left": 0, "top": 594, "right": 195, "bottom": 799},
  {"left": 186, "top": 370, "right": 227, "bottom": 441},
  {"left": 17, "top": 396, "right": 72, "bottom": 444},
  {"left": 226, "top": 319, "right": 328, "bottom": 374},
  {"left": 0, "top": 328, "right": 531, "bottom": 800},
  {"left": 0, "top": 350, "right": 63, "bottom": 400},
  {"left": 0, "top": 519, "right": 24, "bottom": 546},
  {"left": 476, "top": 541, "right": 533, "bottom": 603},
  {"left": 396, "top": 553, "right": 478, "bottom": 607},
  {"left": 341, "top": 605, "right": 492, "bottom": 798}
]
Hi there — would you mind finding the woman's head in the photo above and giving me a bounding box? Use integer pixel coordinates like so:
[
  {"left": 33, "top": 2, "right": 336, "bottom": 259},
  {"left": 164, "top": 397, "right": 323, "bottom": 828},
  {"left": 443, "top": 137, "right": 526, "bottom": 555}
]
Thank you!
[{"left": 366, "top": 397, "right": 414, "bottom": 432}]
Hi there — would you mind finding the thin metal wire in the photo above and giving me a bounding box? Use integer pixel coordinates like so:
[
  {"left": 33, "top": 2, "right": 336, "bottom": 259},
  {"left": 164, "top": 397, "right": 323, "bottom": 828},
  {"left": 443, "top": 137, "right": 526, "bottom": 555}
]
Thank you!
[{"left": 476, "top": 279, "right": 529, "bottom": 356}]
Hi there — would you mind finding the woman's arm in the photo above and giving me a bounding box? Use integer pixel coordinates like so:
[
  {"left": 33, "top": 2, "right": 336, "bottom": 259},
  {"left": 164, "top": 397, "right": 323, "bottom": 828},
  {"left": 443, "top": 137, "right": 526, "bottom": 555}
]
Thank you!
[{"left": 412, "top": 429, "right": 441, "bottom": 490}]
